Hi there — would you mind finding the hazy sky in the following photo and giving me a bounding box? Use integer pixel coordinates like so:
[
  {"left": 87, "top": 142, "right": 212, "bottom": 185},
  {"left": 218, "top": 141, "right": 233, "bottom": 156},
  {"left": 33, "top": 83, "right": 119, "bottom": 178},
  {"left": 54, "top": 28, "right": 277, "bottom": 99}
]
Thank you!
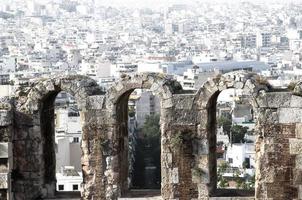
[
  {"left": 94, "top": 0, "right": 302, "bottom": 8},
  {"left": 95, "top": 0, "right": 192, "bottom": 8}
]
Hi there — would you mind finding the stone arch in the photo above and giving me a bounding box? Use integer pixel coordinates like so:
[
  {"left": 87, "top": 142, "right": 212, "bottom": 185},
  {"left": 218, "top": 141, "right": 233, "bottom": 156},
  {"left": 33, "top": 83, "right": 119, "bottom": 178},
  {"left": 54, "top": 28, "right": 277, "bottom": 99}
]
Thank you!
[
  {"left": 4, "top": 71, "right": 302, "bottom": 200},
  {"left": 106, "top": 73, "right": 182, "bottom": 110},
  {"left": 15, "top": 75, "right": 102, "bottom": 113},
  {"left": 195, "top": 71, "right": 270, "bottom": 109},
  {"left": 12, "top": 75, "right": 103, "bottom": 199},
  {"left": 192, "top": 71, "right": 271, "bottom": 198},
  {"left": 103, "top": 73, "right": 182, "bottom": 199}
]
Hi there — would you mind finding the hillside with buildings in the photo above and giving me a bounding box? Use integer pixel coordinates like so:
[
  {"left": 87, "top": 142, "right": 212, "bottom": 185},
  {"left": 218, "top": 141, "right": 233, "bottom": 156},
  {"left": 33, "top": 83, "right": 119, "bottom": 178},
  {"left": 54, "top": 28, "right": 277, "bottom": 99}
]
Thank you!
[{"left": 0, "top": 0, "right": 302, "bottom": 199}]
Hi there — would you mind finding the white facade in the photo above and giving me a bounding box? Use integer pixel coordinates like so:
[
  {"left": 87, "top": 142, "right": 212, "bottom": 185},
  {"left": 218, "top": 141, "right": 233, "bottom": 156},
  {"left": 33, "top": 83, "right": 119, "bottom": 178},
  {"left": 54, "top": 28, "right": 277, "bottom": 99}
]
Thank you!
[
  {"left": 225, "top": 143, "right": 255, "bottom": 176},
  {"left": 56, "top": 138, "right": 70, "bottom": 171},
  {"left": 257, "top": 31, "right": 272, "bottom": 48},
  {"left": 55, "top": 107, "right": 82, "bottom": 174},
  {"left": 111, "top": 63, "right": 138, "bottom": 77},
  {"left": 0, "top": 85, "right": 12, "bottom": 97},
  {"left": 79, "top": 60, "right": 97, "bottom": 77},
  {"left": 55, "top": 108, "right": 81, "bottom": 139},
  {"left": 0, "top": 56, "right": 16, "bottom": 73},
  {"left": 217, "top": 126, "right": 230, "bottom": 145},
  {"left": 56, "top": 166, "right": 82, "bottom": 192},
  {"left": 137, "top": 61, "right": 162, "bottom": 74},
  {"left": 176, "top": 67, "right": 199, "bottom": 90},
  {"left": 96, "top": 62, "right": 111, "bottom": 78}
]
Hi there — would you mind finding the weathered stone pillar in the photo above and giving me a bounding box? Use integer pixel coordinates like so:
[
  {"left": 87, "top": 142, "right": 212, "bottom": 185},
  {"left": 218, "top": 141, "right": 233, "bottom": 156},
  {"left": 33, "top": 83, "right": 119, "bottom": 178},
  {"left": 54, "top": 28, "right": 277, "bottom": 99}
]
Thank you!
[
  {"left": 81, "top": 95, "right": 108, "bottom": 199},
  {"left": 103, "top": 91, "right": 131, "bottom": 200},
  {"left": 255, "top": 92, "right": 298, "bottom": 199},
  {"left": 161, "top": 94, "right": 199, "bottom": 200},
  {"left": 195, "top": 108, "right": 211, "bottom": 199},
  {"left": 161, "top": 108, "right": 177, "bottom": 200},
  {"left": 11, "top": 75, "right": 104, "bottom": 199},
  {"left": 12, "top": 106, "right": 46, "bottom": 199}
]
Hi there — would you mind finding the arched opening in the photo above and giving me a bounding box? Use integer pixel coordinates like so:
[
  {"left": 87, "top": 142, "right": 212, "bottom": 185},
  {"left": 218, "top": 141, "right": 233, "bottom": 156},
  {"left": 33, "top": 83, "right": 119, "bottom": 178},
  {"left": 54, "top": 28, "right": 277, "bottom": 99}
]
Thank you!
[
  {"left": 40, "top": 91, "right": 82, "bottom": 198},
  {"left": 208, "top": 88, "right": 256, "bottom": 197},
  {"left": 116, "top": 89, "right": 161, "bottom": 198}
]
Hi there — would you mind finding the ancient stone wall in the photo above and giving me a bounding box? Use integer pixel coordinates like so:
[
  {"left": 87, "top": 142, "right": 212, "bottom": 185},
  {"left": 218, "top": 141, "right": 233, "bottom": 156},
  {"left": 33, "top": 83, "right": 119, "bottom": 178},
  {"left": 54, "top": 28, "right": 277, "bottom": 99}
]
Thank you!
[
  {"left": 192, "top": 72, "right": 270, "bottom": 198},
  {"left": 104, "top": 73, "right": 183, "bottom": 199},
  {"left": 0, "top": 72, "right": 302, "bottom": 199},
  {"left": 11, "top": 75, "right": 104, "bottom": 199},
  {"left": 255, "top": 91, "right": 302, "bottom": 199}
]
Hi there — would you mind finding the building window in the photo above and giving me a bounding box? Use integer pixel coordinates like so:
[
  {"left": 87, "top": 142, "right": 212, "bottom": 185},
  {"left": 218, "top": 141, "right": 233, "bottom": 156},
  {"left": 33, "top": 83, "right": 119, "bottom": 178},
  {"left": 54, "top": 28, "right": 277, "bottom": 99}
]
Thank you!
[
  {"left": 58, "top": 185, "right": 64, "bottom": 191},
  {"left": 73, "top": 184, "right": 78, "bottom": 191},
  {"left": 228, "top": 158, "right": 233, "bottom": 164},
  {"left": 73, "top": 137, "right": 79, "bottom": 143},
  {"left": 244, "top": 157, "right": 251, "bottom": 169},
  {"left": 163, "top": 67, "right": 167, "bottom": 73}
]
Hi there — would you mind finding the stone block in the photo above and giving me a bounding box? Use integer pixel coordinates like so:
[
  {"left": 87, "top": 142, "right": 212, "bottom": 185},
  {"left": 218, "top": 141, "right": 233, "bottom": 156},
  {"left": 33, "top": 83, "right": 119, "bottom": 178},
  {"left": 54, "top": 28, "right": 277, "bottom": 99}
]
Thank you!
[
  {"left": 294, "top": 169, "right": 302, "bottom": 185},
  {"left": 245, "top": 78, "right": 256, "bottom": 90},
  {"left": 297, "top": 155, "right": 302, "bottom": 169},
  {"left": 264, "top": 168, "right": 275, "bottom": 183},
  {"left": 0, "top": 110, "right": 11, "bottom": 126},
  {"left": 255, "top": 93, "right": 268, "bottom": 108},
  {"left": 161, "top": 98, "right": 173, "bottom": 109},
  {"left": 296, "top": 123, "right": 302, "bottom": 139},
  {"left": 279, "top": 108, "right": 302, "bottom": 123},
  {"left": 290, "top": 138, "right": 302, "bottom": 155},
  {"left": 257, "top": 108, "right": 278, "bottom": 124},
  {"left": 291, "top": 95, "right": 302, "bottom": 108},
  {"left": 266, "top": 92, "right": 291, "bottom": 108},
  {"left": 172, "top": 109, "right": 197, "bottom": 125},
  {"left": 298, "top": 185, "right": 302, "bottom": 200},
  {"left": 149, "top": 82, "right": 161, "bottom": 93},
  {"left": 87, "top": 95, "right": 105, "bottom": 110},
  {"left": 197, "top": 183, "right": 209, "bottom": 198},
  {"left": 197, "top": 155, "right": 209, "bottom": 169},
  {"left": 173, "top": 95, "right": 194, "bottom": 110},
  {"left": 192, "top": 167, "right": 209, "bottom": 184},
  {"left": 171, "top": 168, "right": 179, "bottom": 184}
]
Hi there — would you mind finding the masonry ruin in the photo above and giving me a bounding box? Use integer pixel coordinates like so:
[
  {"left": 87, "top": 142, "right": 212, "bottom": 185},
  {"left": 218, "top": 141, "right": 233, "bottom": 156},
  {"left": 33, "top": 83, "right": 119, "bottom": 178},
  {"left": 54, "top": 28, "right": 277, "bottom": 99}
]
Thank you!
[{"left": 1, "top": 71, "right": 302, "bottom": 199}]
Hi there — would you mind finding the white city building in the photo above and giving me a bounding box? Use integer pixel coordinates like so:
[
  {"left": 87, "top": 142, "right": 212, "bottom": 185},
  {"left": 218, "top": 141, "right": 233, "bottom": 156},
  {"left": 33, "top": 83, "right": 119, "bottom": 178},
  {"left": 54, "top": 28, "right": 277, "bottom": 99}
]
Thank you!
[
  {"left": 55, "top": 104, "right": 83, "bottom": 191},
  {"left": 56, "top": 166, "right": 82, "bottom": 192},
  {"left": 225, "top": 143, "right": 255, "bottom": 176}
]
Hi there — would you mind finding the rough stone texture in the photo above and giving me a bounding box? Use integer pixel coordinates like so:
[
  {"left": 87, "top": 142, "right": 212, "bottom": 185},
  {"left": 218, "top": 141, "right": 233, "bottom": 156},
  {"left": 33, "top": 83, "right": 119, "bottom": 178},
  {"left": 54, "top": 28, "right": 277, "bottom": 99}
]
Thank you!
[
  {"left": 1, "top": 72, "right": 302, "bottom": 199},
  {"left": 11, "top": 75, "right": 104, "bottom": 200}
]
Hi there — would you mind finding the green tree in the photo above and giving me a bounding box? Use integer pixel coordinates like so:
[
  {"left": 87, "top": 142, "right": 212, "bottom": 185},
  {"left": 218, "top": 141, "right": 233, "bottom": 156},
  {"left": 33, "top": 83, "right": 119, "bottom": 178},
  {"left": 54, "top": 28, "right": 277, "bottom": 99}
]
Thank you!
[
  {"left": 230, "top": 125, "right": 248, "bottom": 143},
  {"left": 217, "top": 116, "right": 232, "bottom": 136},
  {"left": 236, "top": 173, "right": 255, "bottom": 190},
  {"left": 249, "top": 174, "right": 255, "bottom": 189},
  {"left": 217, "top": 161, "right": 230, "bottom": 188},
  {"left": 234, "top": 168, "right": 244, "bottom": 189},
  {"left": 139, "top": 114, "right": 161, "bottom": 188},
  {"left": 141, "top": 114, "right": 160, "bottom": 139}
]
